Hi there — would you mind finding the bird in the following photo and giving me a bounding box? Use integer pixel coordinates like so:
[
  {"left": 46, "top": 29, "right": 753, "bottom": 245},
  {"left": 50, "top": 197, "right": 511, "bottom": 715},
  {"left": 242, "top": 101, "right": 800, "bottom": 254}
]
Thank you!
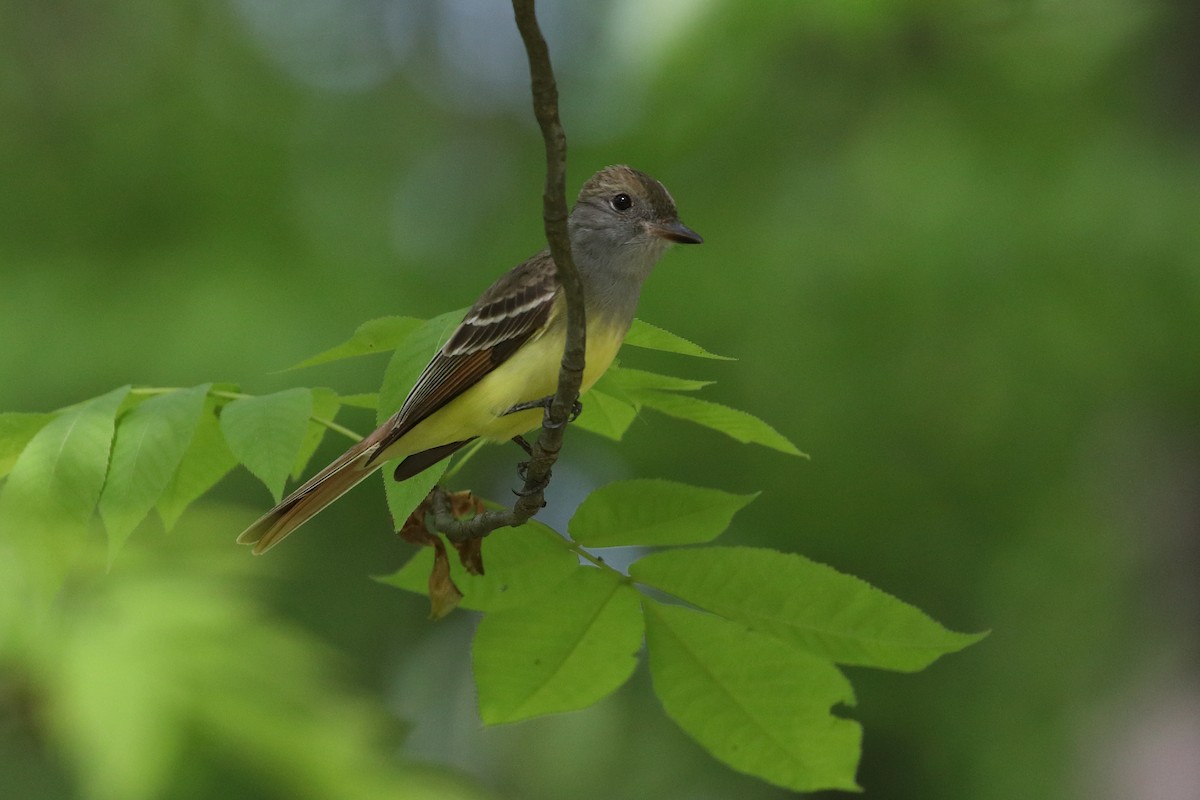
[{"left": 237, "top": 165, "right": 702, "bottom": 554}]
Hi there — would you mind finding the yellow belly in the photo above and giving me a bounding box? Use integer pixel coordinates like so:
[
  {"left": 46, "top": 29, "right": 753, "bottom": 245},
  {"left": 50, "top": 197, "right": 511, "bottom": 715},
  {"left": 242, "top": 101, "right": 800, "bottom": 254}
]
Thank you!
[{"left": 392, "top": 314, "right": 628, "bottom": 457}]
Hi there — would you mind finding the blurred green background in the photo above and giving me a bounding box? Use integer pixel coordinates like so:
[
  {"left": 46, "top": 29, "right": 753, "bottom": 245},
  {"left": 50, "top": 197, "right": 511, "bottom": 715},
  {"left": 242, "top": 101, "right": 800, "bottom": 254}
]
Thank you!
[{"left": 3, "top": 1, "right": 1199, "bottom": 798}]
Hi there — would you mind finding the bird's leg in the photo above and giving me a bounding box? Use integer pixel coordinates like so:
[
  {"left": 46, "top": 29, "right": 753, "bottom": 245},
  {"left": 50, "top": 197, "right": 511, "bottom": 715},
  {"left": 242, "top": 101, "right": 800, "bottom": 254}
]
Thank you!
[
  {"left": 511, "top": 434, "right": 534, "bottom": 481},
  {"left": 503, "top": 399, "right": 581, "bottom": 496},
  {"left": 510, "top": 434, "right": 548, "bottom": 496},
  {"left": 501, "top": 396, "right": 583, "bottom": 429},
  {"left": 513, "top": 466, "right": 547, "bottom": 496}
]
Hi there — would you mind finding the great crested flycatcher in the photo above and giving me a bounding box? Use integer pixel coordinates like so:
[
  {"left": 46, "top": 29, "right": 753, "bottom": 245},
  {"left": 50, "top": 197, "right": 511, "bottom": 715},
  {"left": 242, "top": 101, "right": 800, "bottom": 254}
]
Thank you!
[{"left": 237, "top": 165, "right": 701, "bottom": 554}]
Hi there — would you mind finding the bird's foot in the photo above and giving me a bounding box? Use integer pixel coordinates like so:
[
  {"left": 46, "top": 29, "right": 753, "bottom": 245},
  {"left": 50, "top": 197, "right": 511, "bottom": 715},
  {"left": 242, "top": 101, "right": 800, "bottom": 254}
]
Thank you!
[
  {"left": 501, "top": 396, "right": 583, "bottom": 429},
  {"left": 513, "top": 459, "right": 551, "bottom": 498}
]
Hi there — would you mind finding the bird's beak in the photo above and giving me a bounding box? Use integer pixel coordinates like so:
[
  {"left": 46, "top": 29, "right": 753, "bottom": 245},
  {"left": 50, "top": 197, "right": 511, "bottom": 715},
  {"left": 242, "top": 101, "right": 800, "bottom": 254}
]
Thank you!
[{"left": 649, "top": 219, "right": 703, "bottom": 245}]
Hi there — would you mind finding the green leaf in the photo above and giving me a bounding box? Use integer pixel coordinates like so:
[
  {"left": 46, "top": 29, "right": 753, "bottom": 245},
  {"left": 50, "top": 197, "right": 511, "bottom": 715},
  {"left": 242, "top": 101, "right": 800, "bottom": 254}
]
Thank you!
[
  {"left": 337, "top": 392, "right": 378, "bottom": 410},
  {"left": 378, "top": 517, "right": 577, "bottom": 613},
  {"left": 572, "top": 389, "right": 637, "bottom": 441},
  {"left": 625, "top": 319, "right": 733, "bottom": 360},
  {"left": 54, "top": 588, "right": 183, "bottom": 800},
  {"left": 381, "top": 459, "right": 447, "bottom": 537},
  {"left": 631, "top": 547, "right": 986, "bottom": 671},
  {"left": 473, "top": 567, "right": 644, "bottom": 724},
  {"left": 207, "top": 382, "right": 242, "bottom": 401},
  {"left": 371, "top": 307, "right": 463, "bottom": 542},
  {"left": 0, "top": 386, "right": 129, "bottom": 531},
  {"left": 644, "top": 600, "right": 861, "bottom": 793},
  {"left": 99, "top": 385, "right": 210, "bottom": 560},
  {"left": 156, "top": 395, "right": 238, "bottom": 531},
  {"left": 378, "top": 309, "right": 464, "bottom": 419},
  {"left": 596, "top": 366, "right": 714, "bottom": 403},
  {"left": 46, "top": 553, "right": 459, "bottom": 800},
  {"left": 638, "top": 391, "right": 806, "bottom": 457},
  {"left": 220, "top": 388, "right": 313, "bottom": 502},
  {"left": 290, "top": 387, "right": 340, "bottom": 480},
  {"left": 285, "top": 316, "right": 425, "bottom": 371},
  {"left": 0, "top": 412, "right": 55, "bottom": 479},
  {"left": 569, "top": 479, "right": 759, "bottom": 547}
]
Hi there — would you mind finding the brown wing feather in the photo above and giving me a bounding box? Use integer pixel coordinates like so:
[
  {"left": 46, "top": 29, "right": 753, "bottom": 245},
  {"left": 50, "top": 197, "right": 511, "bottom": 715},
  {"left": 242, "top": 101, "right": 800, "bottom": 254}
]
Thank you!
[
  {"left": 365, "top": 252, "right": 559, "bottom": 464},
  {"left": 444, "top": 255, "right": 558, "bottom": 355}
]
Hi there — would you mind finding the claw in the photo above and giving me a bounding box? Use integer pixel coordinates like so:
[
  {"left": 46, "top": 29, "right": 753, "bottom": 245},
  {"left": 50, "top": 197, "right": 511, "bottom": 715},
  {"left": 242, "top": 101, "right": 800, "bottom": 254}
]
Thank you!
[
  {"left": 502, "top": 395, "right": 582, "bottom": 428},
  {"left": 501, "top": 397, "right": 546, "bottom": 417},
  {"left": 513, "top": 459, "right": 551, "bottom": 496}
]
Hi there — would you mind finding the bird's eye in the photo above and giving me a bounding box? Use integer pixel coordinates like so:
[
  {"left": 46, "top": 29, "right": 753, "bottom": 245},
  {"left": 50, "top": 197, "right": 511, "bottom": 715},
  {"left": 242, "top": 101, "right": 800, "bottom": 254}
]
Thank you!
[{"left": 610, "top": 193, "right": 632, "bottom": 212}]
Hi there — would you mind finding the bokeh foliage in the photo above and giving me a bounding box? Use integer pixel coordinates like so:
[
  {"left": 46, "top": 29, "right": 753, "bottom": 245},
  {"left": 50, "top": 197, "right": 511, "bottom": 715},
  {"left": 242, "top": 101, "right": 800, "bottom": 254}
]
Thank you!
[{"left": 2, "top": 1, "right": 1198, "bottom": 799}]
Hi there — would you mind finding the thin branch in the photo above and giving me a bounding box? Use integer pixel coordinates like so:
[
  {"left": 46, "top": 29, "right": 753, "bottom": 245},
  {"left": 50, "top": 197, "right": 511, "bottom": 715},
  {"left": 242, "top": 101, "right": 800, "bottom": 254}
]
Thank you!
[
  {"left": 509, "top": 0, "right": 585, "bottom": 512},
  {"left": 430, "top": 0, "right": 582, "bottom": 541}
]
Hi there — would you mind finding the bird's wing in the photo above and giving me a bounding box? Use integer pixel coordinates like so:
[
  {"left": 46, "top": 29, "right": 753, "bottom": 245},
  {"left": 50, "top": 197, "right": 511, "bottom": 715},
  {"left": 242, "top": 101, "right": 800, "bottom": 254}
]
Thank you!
[{"left": 366, "top": 251, "right": 560, "bottom": 462}]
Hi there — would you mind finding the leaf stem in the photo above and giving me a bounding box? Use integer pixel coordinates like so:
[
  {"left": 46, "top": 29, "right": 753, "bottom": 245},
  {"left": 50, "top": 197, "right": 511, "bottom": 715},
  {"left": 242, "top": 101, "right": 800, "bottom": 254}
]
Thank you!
[
  {"left": 566, "top": 539, "right": 622, "bottom": 577},
  {"left": 312, "top": 416, "right": 362, "bottom": 442},
  {"left": 129, "top": 386, "right": 362, "bottom": 441}
]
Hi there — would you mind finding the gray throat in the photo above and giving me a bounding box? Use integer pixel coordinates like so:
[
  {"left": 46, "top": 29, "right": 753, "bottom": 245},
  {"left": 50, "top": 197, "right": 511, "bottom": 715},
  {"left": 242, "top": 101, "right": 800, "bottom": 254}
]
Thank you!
[{"left": 576, "top": 237, "right": 670, "bottom": 330}]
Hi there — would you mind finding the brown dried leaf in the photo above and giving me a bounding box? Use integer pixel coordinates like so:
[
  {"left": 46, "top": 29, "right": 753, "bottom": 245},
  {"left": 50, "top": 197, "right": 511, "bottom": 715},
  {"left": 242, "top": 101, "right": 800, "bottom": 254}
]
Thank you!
[
  {"left": 448, "top": 490, "right": 485, "bottom": 519},
  {"left": 394, "top": 487, "right": 463, "bottom": 617},
  {"left": 396, "top": 491, "right": 437, "bottom": 547},
  {"left": 428, "top": 536, "right": 464, "bottom": 619},
  {"left": 445, "top": 490, "right": 487, "bottom": 575},
  {"left": 452, "top": 537, "right": 485, "bottom": 576}
]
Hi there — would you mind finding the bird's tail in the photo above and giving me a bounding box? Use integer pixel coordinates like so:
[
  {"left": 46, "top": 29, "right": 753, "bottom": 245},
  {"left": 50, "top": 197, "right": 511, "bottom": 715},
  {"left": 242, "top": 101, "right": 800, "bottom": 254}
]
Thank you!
[{"left": 236, "top": 446, "right": 380, "bottom": 555}]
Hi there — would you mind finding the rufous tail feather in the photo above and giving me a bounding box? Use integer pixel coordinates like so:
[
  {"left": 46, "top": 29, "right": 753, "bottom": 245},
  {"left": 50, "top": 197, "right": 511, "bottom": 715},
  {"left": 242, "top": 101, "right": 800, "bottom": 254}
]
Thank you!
[
  {"left": 236, "top": 439, "right": 477, "bottom": 554},
  {"left": 236, "top": 450, "right": 378, "bottom": 555}
]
